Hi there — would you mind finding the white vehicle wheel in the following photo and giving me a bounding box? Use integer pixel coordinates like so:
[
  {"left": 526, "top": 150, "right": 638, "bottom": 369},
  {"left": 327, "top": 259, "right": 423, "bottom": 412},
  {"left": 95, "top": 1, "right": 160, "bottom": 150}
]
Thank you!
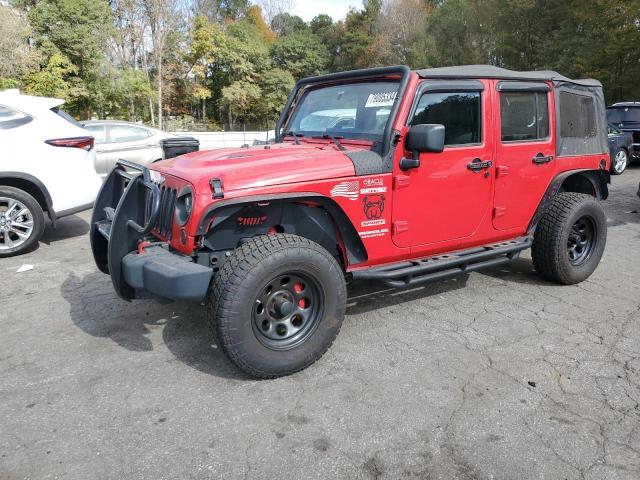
[
  {"left": 0, "top": 187, "right": 45, "bottom": 257},
  {"left": 611, "top": 148, "right": 628, "bottom": 175}
]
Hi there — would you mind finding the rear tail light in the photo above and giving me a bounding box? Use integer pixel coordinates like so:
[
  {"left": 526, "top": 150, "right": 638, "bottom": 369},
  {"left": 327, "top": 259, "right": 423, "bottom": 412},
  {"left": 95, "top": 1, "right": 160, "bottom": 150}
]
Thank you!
[{"left": 45, "top": 136, "right": 94, "bottom": 150}]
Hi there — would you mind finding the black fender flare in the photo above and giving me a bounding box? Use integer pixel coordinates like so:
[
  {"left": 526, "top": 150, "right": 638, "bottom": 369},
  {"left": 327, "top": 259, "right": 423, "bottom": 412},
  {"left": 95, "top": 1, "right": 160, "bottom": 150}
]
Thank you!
[
  {"left": 196, "top": 193, "right": 368, "bottom": 266},
  {"left": 527, "top": 169, "right": 610, "bottom": 233},
  {"left": 0, "top": 171, "right": 56, "bottom": 225}
]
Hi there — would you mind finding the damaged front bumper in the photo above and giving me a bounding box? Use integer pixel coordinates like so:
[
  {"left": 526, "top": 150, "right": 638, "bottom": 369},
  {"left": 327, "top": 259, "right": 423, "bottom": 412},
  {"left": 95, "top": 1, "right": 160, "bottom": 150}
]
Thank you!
[{"left": 90, "top": 160, "right": 212, "bottom": 302}]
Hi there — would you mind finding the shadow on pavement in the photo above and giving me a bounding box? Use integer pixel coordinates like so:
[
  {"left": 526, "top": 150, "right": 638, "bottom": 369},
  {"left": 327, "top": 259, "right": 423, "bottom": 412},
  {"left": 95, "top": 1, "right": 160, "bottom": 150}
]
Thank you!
[
  {"left": 62, "top": 269, "right": 475, "bottom": 379},
  {"left": 346, "top": 275, "right": 470, "bottom": 315},
  {"left": 61, "top": 271, "right": 251, "bottom": 380},
  {"left": 42, "top": 214, "right": 90, "bottom": 244}
]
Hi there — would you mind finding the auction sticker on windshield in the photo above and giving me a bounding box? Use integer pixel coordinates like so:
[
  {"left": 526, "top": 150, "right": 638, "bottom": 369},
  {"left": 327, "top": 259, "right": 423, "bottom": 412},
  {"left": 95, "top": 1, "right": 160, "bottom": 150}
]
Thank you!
[{"left": 365, "top": 91, "right": 397, "bottom": 108}]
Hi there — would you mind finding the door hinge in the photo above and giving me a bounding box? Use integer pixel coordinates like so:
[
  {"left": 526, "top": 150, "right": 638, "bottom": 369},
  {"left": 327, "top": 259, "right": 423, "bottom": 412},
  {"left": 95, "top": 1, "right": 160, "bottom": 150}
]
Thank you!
[
  {"left": 393, "top": 220, "right": 409, "bottom": 235},
  {"left": 493, "top": 207, "right": 506, "bottom": 218},
  {"left": 393, "top": 174, "right": 411, "bottom": 189},
  {"left": 496, "top": 165, "right": 509, "bottom": 177}
]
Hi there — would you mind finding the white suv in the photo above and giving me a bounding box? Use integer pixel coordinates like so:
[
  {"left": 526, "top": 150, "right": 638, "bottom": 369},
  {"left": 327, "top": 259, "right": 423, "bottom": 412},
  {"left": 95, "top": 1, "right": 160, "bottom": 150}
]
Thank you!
[{"left": 0, "top": 90, "right": 102, "bottom": 257}]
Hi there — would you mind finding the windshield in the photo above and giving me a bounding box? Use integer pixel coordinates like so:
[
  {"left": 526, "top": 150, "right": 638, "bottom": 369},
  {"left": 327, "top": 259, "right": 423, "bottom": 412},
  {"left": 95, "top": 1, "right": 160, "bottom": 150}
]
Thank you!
[
  {"left": 607, "top": 107, "right": 640, "bottom": 124},
  {"left": 285, "top": 81, "right": 400, "bottom": 142}
]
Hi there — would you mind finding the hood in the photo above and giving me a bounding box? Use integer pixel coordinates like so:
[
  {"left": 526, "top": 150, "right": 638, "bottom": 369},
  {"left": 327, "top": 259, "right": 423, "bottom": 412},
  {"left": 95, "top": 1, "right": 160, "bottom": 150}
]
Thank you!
[{"left": 153, "top": 142, "right": 358, "bottom": 192}]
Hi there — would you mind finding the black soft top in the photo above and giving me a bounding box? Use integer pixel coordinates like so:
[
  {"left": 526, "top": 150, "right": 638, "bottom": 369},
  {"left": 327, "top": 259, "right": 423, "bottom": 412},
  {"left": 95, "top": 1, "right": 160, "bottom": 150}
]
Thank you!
[{"left": 415, "top": 65, "right": 602, "bottom": 88}]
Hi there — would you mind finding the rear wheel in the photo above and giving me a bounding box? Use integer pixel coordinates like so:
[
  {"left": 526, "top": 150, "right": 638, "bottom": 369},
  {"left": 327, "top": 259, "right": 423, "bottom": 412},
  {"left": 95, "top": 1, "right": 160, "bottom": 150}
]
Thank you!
[
  {"left": 0, "top": 186, "right": 45, "bottom": 258},
  {"left": 611, "top": 147, "right": 628, "bottom": 175},
  {"left": 207, "top": 234, "right": 347, "bottom": 378},
  {"left": 532, "top": 192, "right": 607, "bottom": 284}
]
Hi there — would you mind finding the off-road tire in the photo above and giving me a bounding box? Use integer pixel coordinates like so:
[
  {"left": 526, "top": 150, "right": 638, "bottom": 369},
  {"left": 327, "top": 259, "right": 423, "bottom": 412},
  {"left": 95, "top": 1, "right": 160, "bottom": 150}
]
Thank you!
[
  {"left": 532, "top": 192, "right": 607, "bottom": 285},
  {"left": 206, "top": 234, "right": 347, "bottom": 378},
  {"left": 0, "top": 186, "right": 45, "bottom": 258}
]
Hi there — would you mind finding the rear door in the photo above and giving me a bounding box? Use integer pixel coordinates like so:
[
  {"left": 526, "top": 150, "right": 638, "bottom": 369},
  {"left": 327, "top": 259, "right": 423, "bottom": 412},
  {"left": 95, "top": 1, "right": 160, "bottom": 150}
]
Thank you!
[
  {"left": 103, "top": 124, "right": 155, "bottom": 172},
  {"left": 492, "top": 81, "right": 556, "bottom": 231}
]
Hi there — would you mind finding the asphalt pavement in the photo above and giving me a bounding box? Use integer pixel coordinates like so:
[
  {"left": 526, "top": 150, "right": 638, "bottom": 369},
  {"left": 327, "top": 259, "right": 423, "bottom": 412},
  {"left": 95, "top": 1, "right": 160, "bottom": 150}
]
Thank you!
[{"left": 1, "top": 167, "right": 640, "bottom": 480}]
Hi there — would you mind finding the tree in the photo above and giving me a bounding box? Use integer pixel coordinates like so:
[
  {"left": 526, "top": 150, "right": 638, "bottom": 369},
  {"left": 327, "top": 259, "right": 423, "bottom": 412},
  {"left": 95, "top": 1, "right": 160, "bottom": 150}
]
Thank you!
[
  {"left": 29, "top": 0, "right": 113, "bottom": 116},
  {"left": 184, "top": 15, "right": 223, "bottom": 122},
  {"left": 270, "top": 31, "right": 329, "bottom": 79},
  {"left": 142, "top": 0, "right": 180, "bottom": 129},
  {"left": 23, "top": 51, "right": 81, "bottom": 100},
  {"left": 258, "top": 68, "right": 295, "bottom": 125},
  {"left": 255, "top": 0, "right": 293, "bottom": 26},
  {"left": 271, "top": 12, "right": 308, "bottom": 36},
  {"left": 221, "top": 79, "right": 262, "bottom": 128},
  {"left": 0, "top": 4, "right": 32, "bottom": 80}
]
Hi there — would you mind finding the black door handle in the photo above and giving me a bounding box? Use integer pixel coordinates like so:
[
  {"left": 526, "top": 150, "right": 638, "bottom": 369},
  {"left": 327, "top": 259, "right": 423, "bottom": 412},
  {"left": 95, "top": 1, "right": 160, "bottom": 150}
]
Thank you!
[
  {"left": 467, "top": 158, "right": 493, "bottom": 172},
  {"left": 532, "top": 154, "right": 553, "bottom": 164}
]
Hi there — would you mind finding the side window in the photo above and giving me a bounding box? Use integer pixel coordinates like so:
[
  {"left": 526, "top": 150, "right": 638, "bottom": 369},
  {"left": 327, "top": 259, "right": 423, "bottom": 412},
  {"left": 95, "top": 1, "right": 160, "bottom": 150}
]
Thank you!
[
  {"left": 0, "top": 105, "right": 33, "bottom": 130},
  {"left": 500, "top": 92, "right": 549, "bottom": 142},
  {"left": 84, "top": 124, "right": 107, "bottom": 144},
  {"left": 108, "top": 125, "right": 150, "bottom": 143},
  {"left": 410, "top": 91, "right": 481, "bottom": 146},
  {"left": 559, "top": 92, "right": 596, "bottom": 138}
]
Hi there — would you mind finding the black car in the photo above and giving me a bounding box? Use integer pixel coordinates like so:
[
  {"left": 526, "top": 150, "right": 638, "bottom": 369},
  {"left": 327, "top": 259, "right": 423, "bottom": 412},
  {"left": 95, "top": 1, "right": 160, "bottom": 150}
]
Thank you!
[
  {"left": 607, "top": 102, "right": 640, "bottom": 171},
  {"left": 607, "top": 122, "right": 633, "bottom": 175}
]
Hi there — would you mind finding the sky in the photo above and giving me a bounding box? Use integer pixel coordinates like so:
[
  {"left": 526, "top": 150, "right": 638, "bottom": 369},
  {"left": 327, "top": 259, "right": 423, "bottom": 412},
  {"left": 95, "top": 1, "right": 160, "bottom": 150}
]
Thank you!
[{"left": 293, "top": 0, "right": 357, "bottom": 22}]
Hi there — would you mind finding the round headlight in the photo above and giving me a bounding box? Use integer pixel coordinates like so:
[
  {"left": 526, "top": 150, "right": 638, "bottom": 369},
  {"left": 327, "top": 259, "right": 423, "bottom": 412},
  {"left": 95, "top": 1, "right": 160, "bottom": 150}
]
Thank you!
[{"left": 176, "top": 191, "right": 193, "bottom": 226}]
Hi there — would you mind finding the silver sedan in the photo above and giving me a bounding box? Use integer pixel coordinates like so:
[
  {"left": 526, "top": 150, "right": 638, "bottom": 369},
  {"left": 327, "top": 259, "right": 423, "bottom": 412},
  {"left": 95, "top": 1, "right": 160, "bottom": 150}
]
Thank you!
[{"left": 81, "top": 120, "right": 174, "bottom": 176}]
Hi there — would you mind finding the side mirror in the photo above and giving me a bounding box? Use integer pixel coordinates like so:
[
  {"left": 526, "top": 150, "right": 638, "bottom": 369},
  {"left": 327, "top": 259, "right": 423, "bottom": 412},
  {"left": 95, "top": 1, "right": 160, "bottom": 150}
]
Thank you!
[{"left": 400, "top": 124, "right": 445, "bottom": 171}]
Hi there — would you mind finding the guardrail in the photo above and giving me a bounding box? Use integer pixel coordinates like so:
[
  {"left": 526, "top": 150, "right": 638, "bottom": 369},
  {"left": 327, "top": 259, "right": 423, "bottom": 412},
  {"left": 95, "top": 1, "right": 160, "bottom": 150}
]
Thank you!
[{"left": 170, "top": 131, "right": 275, "bottom": 150}]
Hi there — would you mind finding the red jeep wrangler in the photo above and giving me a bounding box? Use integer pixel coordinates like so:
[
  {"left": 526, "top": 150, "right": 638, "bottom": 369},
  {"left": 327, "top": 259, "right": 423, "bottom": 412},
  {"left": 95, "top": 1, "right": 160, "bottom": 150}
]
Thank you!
[{"left": 91, "top": 65, "right": 610, "bottom": 378}]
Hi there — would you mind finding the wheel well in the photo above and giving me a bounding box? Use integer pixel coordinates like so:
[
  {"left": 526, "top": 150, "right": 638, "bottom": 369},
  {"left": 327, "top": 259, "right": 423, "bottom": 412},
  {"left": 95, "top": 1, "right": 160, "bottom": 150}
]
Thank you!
[
  {"left": 0, "top": 177, "right": 50, "bottom": 213},
  {"left": 198, "top": 198, "right": 367, "bottom": 269},
  {"left": 560, "top": 171, "right": 609, "bottom": 200}
]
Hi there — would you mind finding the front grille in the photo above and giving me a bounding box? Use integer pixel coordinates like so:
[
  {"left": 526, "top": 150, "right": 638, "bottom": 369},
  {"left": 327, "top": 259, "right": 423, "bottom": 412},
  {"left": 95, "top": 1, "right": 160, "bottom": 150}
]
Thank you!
[{"left": 155, "top": 185, "right": 177, "bottom": 239}]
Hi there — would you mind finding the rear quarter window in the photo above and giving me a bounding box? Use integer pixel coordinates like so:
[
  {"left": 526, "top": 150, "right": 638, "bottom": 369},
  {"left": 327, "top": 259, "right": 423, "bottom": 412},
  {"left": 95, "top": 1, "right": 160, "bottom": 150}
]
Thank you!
[
  {"left": 0, "top": 105, "right": 33, "bottom": 129},
  {"left": 559, "top": 92, "right": 596, "bottom": 138}
]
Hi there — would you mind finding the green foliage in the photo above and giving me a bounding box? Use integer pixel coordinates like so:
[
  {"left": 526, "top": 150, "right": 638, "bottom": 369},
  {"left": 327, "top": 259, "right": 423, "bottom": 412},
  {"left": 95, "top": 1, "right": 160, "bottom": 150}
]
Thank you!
[
  {"left": 258, "top": 68, "right": 295, "bottom": 124},
  {"left": 23, "top": 51, "right": 81, "bottom": 100},
  {"left": 271, "top": 13, "right": 308, "bottom": 36},
  {"left": 221, "top": 79, "right": 262, "bottom": 127},
  {"left": 270, "top": 31, "right": 329, "bottom": 79},
  {"left": 7, "top": 0, "right": 640, "bottom": 127},
  {"left": 0, "top": 78, "right": 20, "bottom": 90}
]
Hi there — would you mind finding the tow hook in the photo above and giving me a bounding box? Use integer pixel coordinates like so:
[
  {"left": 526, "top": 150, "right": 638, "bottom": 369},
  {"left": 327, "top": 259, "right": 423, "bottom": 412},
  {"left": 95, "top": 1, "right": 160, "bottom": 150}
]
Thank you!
[{"left": 137, "top": 240, "right": 168, "bottom": 255}]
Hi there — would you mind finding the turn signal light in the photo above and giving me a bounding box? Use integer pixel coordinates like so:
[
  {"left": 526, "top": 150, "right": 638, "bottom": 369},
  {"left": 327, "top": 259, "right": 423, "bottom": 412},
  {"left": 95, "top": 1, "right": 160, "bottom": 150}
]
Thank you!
[{"left": 45, "top": 136, "right": 94, "bottom": 150}]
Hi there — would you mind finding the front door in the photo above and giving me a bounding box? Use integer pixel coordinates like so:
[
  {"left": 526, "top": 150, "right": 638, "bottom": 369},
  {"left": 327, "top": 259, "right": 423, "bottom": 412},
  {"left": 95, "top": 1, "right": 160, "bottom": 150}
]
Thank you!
[
  {"left": 392, "top": 81, "right": 495, "bottom": 248},
  {"left": 492, "top": 81, "right": 556, "bottom": 230}
]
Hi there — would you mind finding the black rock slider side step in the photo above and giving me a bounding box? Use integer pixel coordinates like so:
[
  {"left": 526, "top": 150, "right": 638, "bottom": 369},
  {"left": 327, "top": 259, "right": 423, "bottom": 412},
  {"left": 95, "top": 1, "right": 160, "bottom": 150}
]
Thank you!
[{"left": 352, "top": 236, "right": 533, "bottom": 288}]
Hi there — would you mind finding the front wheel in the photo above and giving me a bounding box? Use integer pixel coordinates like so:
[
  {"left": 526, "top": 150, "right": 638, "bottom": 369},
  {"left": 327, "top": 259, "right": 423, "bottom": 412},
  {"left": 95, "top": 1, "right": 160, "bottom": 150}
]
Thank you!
[
  {"left": 532, "top": 192, "right": 607, "bottom": 285},
  {"left": 207, "top": 234, "right": 347, "bottom": 378},
  {"left": 611, "top": 147, "right": 628, "bottom": 175},
  {"left": 0, "top": 186, "right": 45, "bottom": 258}
]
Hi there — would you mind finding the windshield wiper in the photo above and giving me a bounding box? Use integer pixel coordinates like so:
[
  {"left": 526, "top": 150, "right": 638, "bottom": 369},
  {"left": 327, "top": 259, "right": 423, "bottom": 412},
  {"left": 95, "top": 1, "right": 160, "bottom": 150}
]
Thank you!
[
  {"left": 284, "top": 130, "right": 303, "bottom": 145},
  {"left": 313, "top": 134, "right": 346, "bottom": 151}
]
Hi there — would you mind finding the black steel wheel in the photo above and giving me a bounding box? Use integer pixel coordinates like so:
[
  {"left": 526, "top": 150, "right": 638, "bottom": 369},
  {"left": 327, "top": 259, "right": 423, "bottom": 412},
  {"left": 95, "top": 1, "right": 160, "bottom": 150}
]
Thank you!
[
  {"left": 207, "top": 234, "right": 346, "bottom": 378},
  {"left": 252, "top": 272, "right": 324, "bottom": 350},
  {"left": 532, "top": 192, "right": 607, "bottom": 285},
  {"left": 567, "top": 215, "right": 596, "bottom": 266}
]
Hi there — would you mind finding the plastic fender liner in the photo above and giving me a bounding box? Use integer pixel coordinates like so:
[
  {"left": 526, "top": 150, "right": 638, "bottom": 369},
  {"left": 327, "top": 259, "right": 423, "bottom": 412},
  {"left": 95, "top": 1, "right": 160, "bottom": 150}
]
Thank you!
[
  {"left": 528, "top": 169, "right": 609, "bottom": 234},
  {"left": 197, "top": 193, "right": 368, "bottom": 266}
]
